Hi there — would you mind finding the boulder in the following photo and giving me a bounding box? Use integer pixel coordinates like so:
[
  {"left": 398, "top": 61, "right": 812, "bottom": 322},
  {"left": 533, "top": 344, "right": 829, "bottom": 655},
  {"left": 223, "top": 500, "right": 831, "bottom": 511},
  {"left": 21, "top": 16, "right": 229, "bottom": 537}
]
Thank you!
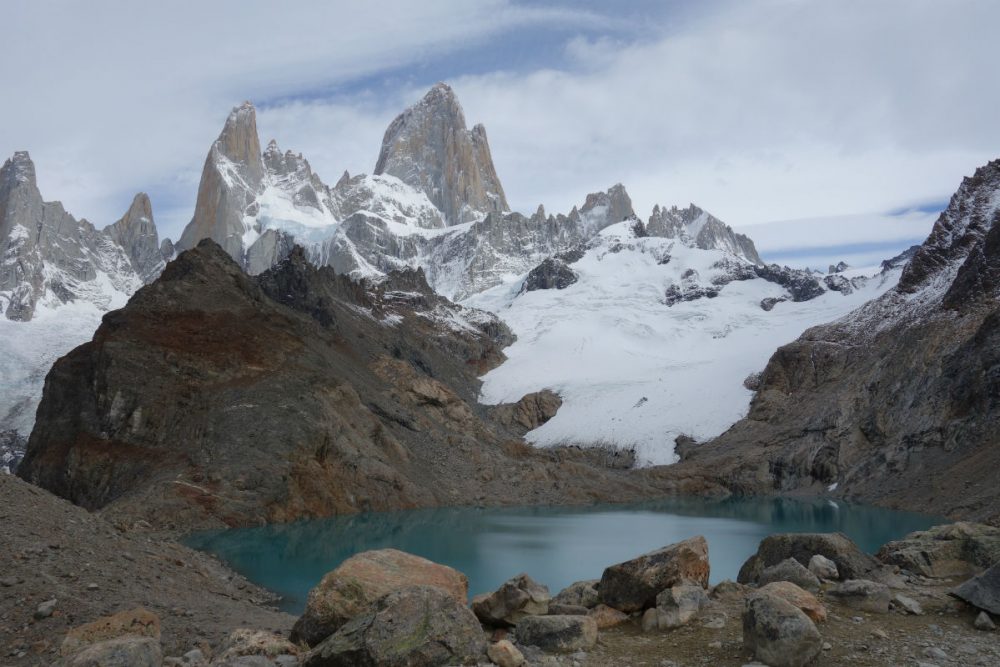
[
  {"left": 757, "top": 582, "right": 827, "bottom": 623},
  {"left": 876, "top": 522, "right": 1000, "bottom": 578},
  {"left": 67, "top": 636, "right": 162, "bottom": 667},
  {"left": 952, "top": 563, "right": 1000, "bottom": 615},
  {"left": 758, "top": 557, "right": 821, "bottom": 593},
  {"left": 742, "top": 593, "right": 822, "bottom": 667},
  {"left": 472, "top": 573, "right": 550, "bottom": 626},
  {"left": 61, "top": 607, "right": 161, "bottom": 657},
  {"left": 599, "top": 536, "right": 710, "bottom": 612},
  {"left": 303, "top": 585, "right": 485, "bottom": 667},
  {"left": 548, "top": 603, "right": 588, "bottom": 616},
  {"left": 808, "top": 554, "right": 839, "bottom": 580},
  {"left": 587, "top": 604, "right": 629, "bottom": 629},
  {"left": 487, "top": 639, "right": 525, "bottom": 667},
  {"left": 515, "top": 615, "right": 597, "bottom": 653},
  {"left": 216, "top": 629, "right": 299, "bottom": 662},
  {"left": 710, "top": 580, "right": 748, "bottom": 601},
  {"left": 893, "top": 593, "right": 924, "bottom": 615},
  {"left": 829, "top": 579, "right": 891, "bottom": 613},
  {"left": 291, "top": 549, "right": 468, "bottom": 646},
  {"left": 552, "top": 579, "right": 600, "bottom": 609},
  {"left": 642, "top": 584, "right": 709, "bottom": 631},
  {"left": 738, "top": 533, "right": 879, "bottom": 584}
]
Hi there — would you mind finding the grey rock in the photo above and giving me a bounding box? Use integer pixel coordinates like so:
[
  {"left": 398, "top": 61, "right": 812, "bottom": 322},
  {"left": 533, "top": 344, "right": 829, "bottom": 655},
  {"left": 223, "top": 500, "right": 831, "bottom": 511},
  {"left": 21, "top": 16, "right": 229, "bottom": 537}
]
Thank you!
[
  {"left": 67, "top": 636, "right": 162, "bottom": 667},
  {"left": 760, "top": 296, "right": 787, "bottom": 311},
  {"left": 808, "top": 554, "right": 839, "bottom": 580},
  {"left": 303, "top": 585, "right": 485, "bottom": 667},
  {"left": 974, "top": 611, "right": 996, "bottom": 630},
  {"left": 878, "top": 523, "right": 1000, "bottom": 578},
  {"left": 552, "top": 580, "right": 600, "bottom": 610},
  {"left": 953, "top": 563, "right": 1000, "bottom": 615},
  {"left": 646, "top": 203, "right": 761, "bottom": 264},
  {"left": 923, "top": 646, "right": 949, "bottom": 661},
  {"left": 738, "top": 532, "right": 880, "bottom": 584},
  {"left": 472, "top": 573, "right": 550, "bottom": 626},
  {"left": 515, "top": 615, "right": 597, "bottom": 654},
  {"left": 829, "top": 579, "right": 891, "bottom": 613},
  {"left": 742, "top": 592, "right": 822, "bottom": 667},
  {"left": 893, "top": 593, "right": 923, "bottom": 615},
  {"left": 758, "top": 557, "right": 821, "bottom": 593},
  {"left": 519, "top": 258, "right": 577, "bottom": 293},
  {"left": 106, "top": 192, "right": 165, "bottom": 283},
  {"left": 652, "top": 583, "right": 709, "bottom": 628},
  {"left": 34, "top": 598, "right": 56, "bottom": 619}
]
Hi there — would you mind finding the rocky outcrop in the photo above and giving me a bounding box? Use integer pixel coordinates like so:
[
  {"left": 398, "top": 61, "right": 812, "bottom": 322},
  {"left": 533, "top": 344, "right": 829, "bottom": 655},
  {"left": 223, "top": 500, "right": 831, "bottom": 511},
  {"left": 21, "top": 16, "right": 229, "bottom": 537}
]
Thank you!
[
  {"left": 677, "top": 159, "right": 1000, "bottom": 524},
  {"left": 514, "top": 615, "right": 597, "bottom": 654},
  {"left": 876, "top": 522, "right": 1000, "bottom": 578},
  {"left": 737, "top": 533, "right": 881, "bottom": 584},
  {"left": 518, "top": 258, "right": 578, "bottom": 293},
  {"left": 291, "top": 549, "right": 469, "bottom": 647},
  {"left": 472, "top": 573, "right": 550, "bottom": 626},
  {"left": 374, "top": 83, "right": 508, "bottom": 225},
  {"left": 176, "top": 102, "right": 265, "bottom": 261},
  {"left": 953, "top": 565, "right": 1000, "bottom": 615},
  {"left": 647, "top": 203, "right": 762, "bottom": 264}
]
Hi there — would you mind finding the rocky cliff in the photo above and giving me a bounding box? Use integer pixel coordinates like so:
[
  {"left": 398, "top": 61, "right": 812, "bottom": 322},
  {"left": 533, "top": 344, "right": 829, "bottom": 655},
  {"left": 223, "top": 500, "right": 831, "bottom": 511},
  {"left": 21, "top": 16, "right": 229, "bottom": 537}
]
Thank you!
[
  {"left": 374, "top": 83, "right": 508, "bottom": 225},
  {"left": 16, "top": 240, "right": 708, "bottom": 530},
  {"left": 679, "top": 159, "right": 1000, "bottom": 525}
]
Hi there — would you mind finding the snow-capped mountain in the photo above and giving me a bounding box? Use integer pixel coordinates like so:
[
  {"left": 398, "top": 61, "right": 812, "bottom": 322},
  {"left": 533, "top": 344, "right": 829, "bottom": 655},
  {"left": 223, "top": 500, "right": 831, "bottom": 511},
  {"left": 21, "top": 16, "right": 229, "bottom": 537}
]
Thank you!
[{"left": 466, "top": 220, "right": 904, "bottom": 464}]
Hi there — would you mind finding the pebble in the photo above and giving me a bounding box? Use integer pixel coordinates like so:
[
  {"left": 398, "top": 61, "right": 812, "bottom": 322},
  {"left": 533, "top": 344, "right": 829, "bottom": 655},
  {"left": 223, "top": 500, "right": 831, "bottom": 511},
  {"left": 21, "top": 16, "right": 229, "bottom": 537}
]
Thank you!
[
  {"left": 708, "top": 640, "right": 722, "bottom": 649},
  {"left": 923, "top": 646, "right": 949, "bottom": 661},
  {"left": 33, "top": 598, "right": 57, "bottom": 620},
  {"left": 872, "top": 628, "right": 889, "bottom": 640},
  {"left": 0, "top": 576, "right": 19, "bottom": 587},
  {"left": 822, "top": 642, "right": 832, "bottom": 650},
  {"left": 86, "top": 582, "right": 99, "bottom": 591}
]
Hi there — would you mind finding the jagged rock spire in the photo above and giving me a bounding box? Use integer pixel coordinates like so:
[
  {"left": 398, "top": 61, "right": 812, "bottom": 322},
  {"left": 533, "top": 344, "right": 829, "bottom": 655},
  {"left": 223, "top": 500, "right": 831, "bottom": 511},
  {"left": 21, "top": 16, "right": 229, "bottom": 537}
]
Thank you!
[
  {"left": 647, "top": 203, "right": 762, "bottom": 264},
  {"left": 374, "top": 83, "right": 508, "bottom": 225},
  {"left": 177, "top": 101, "right": 266, "bottom": 261},
  {"left": 106, "top": 193, "right": 164, "bottom": 283}
]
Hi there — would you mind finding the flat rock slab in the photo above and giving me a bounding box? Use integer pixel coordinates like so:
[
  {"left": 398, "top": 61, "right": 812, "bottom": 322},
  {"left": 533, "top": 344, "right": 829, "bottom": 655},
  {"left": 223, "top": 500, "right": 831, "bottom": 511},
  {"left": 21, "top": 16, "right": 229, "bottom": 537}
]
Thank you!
[
  {"left": 515, "top": 614, "right": 598, "bottom": 653},
  {"left": 953, "top": 564, "right": 1000, "bottom": 615}
]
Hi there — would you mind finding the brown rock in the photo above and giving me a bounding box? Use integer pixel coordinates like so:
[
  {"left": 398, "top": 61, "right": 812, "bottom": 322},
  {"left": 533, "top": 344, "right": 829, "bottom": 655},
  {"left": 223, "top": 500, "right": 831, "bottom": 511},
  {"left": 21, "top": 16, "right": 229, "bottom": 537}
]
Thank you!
[
  {"left": 599, "top": 536, "right": 710, "bottom": 612},
  {"left": 216, "top": 628, "right": 299, "bottom": 660},
  {"left": 492, "top": 390, "right": 562, "bottom": 434},
  {"left": 487, "top": 639, "right": 525, "bottom": 667},
  {"left": 61, "top": 607, "right": 161, "bottom": 657},
  {"left": 291, "top": 549, "right": 468, "bottom": 646},
  {"left": 588, "top": 604, "right": 629, "bottom": 629},
  {"left": 757, "top": 581, "right": 827, "bottom": 623},
  {"left": 472, "top": 573, "right": 550, "bottom": 626}
]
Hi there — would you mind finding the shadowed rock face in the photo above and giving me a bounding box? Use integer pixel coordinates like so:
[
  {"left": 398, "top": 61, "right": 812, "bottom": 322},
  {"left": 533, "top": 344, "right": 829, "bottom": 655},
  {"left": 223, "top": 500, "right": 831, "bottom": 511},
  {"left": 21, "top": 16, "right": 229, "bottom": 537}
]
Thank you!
[
  {"left": 678, "top": 159, "right": 1000, "bottom": 525},
  {"left": 16, "top": 240, "right": 705, "bottom": 531},
  {"left": 374, "top": 83, "right": 508, "bottom": 225}
]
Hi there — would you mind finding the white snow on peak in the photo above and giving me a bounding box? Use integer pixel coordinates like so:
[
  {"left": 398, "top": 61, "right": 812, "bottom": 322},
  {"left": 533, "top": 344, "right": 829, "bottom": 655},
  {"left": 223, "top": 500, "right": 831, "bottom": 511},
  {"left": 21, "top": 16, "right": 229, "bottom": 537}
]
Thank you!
[{"left": 465, "top": 233, "right": 901, "bottom": 465}]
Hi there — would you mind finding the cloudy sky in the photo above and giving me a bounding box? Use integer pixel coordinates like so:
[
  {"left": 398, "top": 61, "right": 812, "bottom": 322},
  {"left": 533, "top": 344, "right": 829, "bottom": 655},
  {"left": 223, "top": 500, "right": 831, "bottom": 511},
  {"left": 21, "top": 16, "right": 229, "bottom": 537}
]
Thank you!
[{"left": 3, "top": 0, "right": 997, "bottom": 268}]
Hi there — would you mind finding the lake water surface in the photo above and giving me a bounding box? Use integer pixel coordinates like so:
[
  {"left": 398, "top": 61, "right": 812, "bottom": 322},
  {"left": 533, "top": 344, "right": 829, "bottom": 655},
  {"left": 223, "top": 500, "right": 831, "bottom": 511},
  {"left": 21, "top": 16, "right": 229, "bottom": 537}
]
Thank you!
[{"left": 185, "top": 496, "right": 941, "bottom": 614}]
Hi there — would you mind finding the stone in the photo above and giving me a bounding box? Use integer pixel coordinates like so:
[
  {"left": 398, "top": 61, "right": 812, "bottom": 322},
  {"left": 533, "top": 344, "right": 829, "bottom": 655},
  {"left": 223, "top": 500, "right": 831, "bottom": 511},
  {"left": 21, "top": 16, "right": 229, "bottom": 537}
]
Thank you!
[
  {"left": 472, "top": 573, "right": 550, "bottom": 626},
  {"left": 974, "top": 611, "right": 996, "bottom": 631},
  {"left": 0, "top": 576, "right": 18, "bottom": 587},
  {"left": 952, "top": 563, "right": 1000, "bottom": 615},
  {"left": 758, "top": 557, "right": 821, "bottom": 593},
  {"left": 743, "top": 592, "right": 822, "bottom": 667},
  {"left": 487, "top": 639, "right": 525, "bottom": 667},
  {"left": 515, "top": 615, "right": 598, "bottom": 653},
  {"left": 757, "top": 582, "right": 827, "bottom": 623},
  {"left": 34, "top": 598, "right": 57, "bottom": 620},
  {"left": 587, "top": 604, "right": 629, "bottom": 629},
  {"left": 877, "top": 523, "right": 1000, "bottom": 578},
  {"left": 291, "top": 548, "right": 468, "bottom": 646},
  {"left": 893, "top": 593, "right": 924, "bottom": 615},
  {"left": 303, "top": 585, "right": 485, "bottom": 667},
  {"left": 710, "top": 580, "right": 747, "bottom": 601},
  {"left": 829, "top": 579, "right": 891, "bottom": 613},
  {"left": 216, "top": 628, "right": 299, "bottom": 662},
  {"left": 61, "top": 607, "right": 161, "bottom": 657},
  {"left": 808, "top": 554, "right": 839, "bottom": 580},
  {"left": 548, "top": 603, "right": 588, "bottom": 616},
  {"left": 599, "top": 536, "right": 710, "bottom": 612},
  {"left": 519, "top": 258, "right": 578, "bottom": 293},
  {"left": 552, "top": 580, "right": 600, "bottom": 609},
  {"left": 738, "top": 533, "right": 879, "bottom": 584},
  {"left": 67, "top": 636, "right": 162, "bottom": 667},
  {"left": 183, "top": 648, "right": 205, "bottom": 664},
  {"left": 641, "top": 584, "right": 708, "bottom": 630},
  {"left": 924, "top": 646, "right": 949, "bottom": 661}
]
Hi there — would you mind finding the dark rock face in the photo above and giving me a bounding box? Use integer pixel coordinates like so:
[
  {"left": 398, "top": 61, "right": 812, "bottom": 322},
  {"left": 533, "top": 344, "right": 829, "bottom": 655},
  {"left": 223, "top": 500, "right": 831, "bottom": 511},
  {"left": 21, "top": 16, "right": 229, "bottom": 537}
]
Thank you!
[
  {"left": 678, "top": 159, "right": 1000, "bottom": 525},
  {"left": 519, "top": 258, "right": 578, "bottom": 294},
  {"left": 664, "top": 284, "right": 719, "bottom": 306},
  {"left": 753, "top": 264, "right": 825, "bottom": 301},
  {"left": 646, "top": 204, "right": 762, "bottom": 264},
  {"left": 953, "top": 564, "right": 1000, "bottom": 615},
  {"left": 760, "top": 297, "right": 787, "bottom": 311},
  {"left": 16, "top": 240, "right": 691, "bottom": 530},
  {"left": 880, "top": 245, "right": 919, "bottom": 272},
  {"left": 0, "top": 429, "right": 26, "bottom": 473}
]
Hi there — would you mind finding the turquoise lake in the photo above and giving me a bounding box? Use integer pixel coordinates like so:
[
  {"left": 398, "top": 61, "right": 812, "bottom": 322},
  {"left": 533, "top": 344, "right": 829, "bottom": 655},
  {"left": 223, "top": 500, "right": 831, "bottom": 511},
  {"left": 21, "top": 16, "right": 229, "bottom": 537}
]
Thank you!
[{"left": 184, "top": 496, "right": 941, "bottom": 614}]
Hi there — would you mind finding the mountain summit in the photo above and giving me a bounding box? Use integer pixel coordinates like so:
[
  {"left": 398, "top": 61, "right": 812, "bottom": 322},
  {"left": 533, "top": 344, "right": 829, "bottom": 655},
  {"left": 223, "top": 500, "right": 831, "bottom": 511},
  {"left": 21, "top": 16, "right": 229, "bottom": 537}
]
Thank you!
[{"left": 374, "top": 83, "right": 509, "bottom": 225}]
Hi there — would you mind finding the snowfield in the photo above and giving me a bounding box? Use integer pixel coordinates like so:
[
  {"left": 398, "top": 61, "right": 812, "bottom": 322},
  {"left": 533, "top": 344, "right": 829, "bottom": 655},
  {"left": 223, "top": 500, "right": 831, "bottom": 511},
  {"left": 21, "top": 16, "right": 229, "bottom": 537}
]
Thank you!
[{"left": 465, "top": 222, "right": 901, "bottom": 465}]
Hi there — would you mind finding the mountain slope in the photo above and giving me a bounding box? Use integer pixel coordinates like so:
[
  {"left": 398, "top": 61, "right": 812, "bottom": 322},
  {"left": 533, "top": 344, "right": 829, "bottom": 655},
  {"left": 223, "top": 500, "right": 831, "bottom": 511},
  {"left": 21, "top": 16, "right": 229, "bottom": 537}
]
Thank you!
[{"left": 678, "top": 159, "right": 1000, "bottom": 524}]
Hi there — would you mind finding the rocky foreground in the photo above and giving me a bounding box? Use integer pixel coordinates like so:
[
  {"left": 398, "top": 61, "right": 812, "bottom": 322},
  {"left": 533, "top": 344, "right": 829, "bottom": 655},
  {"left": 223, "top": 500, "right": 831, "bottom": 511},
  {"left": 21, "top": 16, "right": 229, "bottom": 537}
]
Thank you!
[{"left": 4, "top": 469, "right": 999, "bottom": 667}]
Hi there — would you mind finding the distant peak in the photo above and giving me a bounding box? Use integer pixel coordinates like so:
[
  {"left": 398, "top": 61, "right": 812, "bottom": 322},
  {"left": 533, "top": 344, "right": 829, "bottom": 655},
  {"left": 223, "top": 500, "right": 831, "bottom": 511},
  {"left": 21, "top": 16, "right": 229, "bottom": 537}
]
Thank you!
[
  {"left": 2, "top": 151, "right": 38, "bottom": 186},
  {"left": 125, "top": 192, "right": 153, "bottom": 222}
]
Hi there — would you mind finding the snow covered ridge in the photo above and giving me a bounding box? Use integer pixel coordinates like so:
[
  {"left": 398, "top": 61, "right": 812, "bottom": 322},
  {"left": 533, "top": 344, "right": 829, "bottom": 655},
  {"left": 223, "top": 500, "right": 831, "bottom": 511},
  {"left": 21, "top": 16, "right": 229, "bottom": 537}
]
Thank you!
[{"left": 466, "top": 221, "right": 906, "bottom": 466}]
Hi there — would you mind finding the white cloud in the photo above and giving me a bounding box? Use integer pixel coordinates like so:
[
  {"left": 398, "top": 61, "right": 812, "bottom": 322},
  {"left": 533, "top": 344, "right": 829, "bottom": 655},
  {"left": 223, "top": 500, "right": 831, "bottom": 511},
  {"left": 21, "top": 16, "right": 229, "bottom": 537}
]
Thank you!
[{"left": 2, "top": 0, "right": 997, "bottom": 250}]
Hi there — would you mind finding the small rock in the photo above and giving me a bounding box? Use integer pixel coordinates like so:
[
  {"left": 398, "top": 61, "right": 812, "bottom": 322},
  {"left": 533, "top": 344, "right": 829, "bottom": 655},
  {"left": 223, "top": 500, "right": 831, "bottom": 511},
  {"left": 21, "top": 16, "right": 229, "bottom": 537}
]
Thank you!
[
  {"left": 516, "top": 615, "right": 598, "bottom": 653},
  {"left": 66, "top": 636, "right": 162, "bottom": 667},
  {"left": 34, "top": 598, "right": 57, "bottom": 620},
  {"left": 552, "top": 580, "right": 600, "bottom": 609},
  {"left": 274, "top": 656, "right": 298, "bottom": 667},
  {"left": 86, "top": 583, "right": 99, "bottom": 591},
  {"left": 183, "top": 648, "right": 205, "bottom": 664},
  {"left": 487, "top": 639, "right": 525, "bottom": 667},
  {"left": 710, "top": 580, "right": 747, "bottom": 601},
  {"left": 822, "top": 642, "right": 832, "bottom": 651},
  {"left": 923, "top": 646, "right": 949, "bottom": 661},
  {"left": 587, "top": 604, "right": 628, "bottom": 629},
  {"left": 829, "top": 579, "right": 891, "bottom": 613},
  {"left": 708, "top": 640, "right": 722, "bottom": 649},
  {"left": 893, "top": 593, "right": 923, "bottom": 615},
  {"left": 808, "top": 554, "right": 839, "bottom": 580},
  {"left": 974, "top": 611, "right": 996, "bottom": 631},
  {"left": 871, "top": 628, "right": 888, "bottom": 640},
  {"left": 0, "top": 576, "right": 19, "bottom": 587},
  {"left": 759, "top": 558, "right": 821, "bottom": 593},
  {"left": 473, "top": 573, "right": 551, "bottom": 626}
]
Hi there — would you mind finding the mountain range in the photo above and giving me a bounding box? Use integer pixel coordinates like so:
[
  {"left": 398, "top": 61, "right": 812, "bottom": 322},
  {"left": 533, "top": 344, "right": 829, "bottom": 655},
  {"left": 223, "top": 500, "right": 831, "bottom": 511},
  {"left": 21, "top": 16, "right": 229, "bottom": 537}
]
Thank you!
[{"left": 0, "top": 83, "right": 947, "bottom": 480}]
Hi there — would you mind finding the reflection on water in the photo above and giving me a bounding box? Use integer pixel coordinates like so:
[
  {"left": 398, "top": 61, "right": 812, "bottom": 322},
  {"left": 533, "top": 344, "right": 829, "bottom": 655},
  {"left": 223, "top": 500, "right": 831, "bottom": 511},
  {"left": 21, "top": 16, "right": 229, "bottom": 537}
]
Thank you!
[{"left": 184, "top": 496, "right": 941, "bottom": 614}]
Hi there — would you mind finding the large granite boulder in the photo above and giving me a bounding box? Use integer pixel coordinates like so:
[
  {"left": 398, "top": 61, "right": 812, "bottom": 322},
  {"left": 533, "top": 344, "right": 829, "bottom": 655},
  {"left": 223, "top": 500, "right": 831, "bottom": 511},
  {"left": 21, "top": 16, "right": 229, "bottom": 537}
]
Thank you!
[
  {"left": 292, "top": 549, "right": 468, "bottom": 646},
  {"left": 303, "top": 585, "right": 485, "bottom": 667},
  {"left": 738, "top": 532, "right": 879, "bottom": 584},
  {"left": 743, "top": 592, "right": 822, "bottom": 667},
  {"left": 599, "top": 536, "right": 709, "bottom": 612},
  {"left": 757, "top": 581, "right": 827, "bottom": 623},
  {"left": 515, "top": 615, "right": 597, "bottom": 653},
  {"left": 953, "top": 564, "right": 1000, "bottom": 615},
  {"left": 877, "top": 522, "right": 1000, "bottom": 578},
  {"left": 472, "top": 573, "right": 550, "bottom": 626}
]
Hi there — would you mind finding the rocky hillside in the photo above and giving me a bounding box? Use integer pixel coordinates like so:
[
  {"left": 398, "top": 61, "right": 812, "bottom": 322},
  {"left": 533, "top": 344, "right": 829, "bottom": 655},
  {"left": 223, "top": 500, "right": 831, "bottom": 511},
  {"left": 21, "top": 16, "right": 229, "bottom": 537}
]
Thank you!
[
  {"left": 679, "top": 159, "right": 1000, "bottom": 524},
  {"left": 16, "top": 240, "right": 714, "bottom": 531}
]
